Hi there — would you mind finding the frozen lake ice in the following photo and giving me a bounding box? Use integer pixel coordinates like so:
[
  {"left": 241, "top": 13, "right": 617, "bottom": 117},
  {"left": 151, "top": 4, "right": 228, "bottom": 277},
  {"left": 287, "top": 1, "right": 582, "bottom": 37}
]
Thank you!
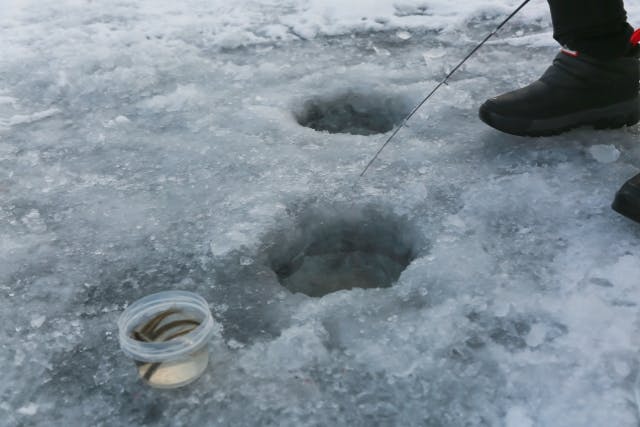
[{"left": 2, "top": 1, "right": 640, "bottom": 426}]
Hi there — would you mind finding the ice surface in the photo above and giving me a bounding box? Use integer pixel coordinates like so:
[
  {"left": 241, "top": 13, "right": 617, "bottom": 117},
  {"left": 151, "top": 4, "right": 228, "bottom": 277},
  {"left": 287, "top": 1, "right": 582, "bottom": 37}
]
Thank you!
[{"left": 2, "top": 0, "right": 640, "bottom": 426}]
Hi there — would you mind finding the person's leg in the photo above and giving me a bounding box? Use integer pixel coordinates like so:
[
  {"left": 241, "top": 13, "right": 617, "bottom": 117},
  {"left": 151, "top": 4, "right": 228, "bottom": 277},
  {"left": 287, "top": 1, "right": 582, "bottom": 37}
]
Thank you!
[
  {"left": 549, "top": 0, "right": 634, "bottom": 58},
  {"left": 479, "top": 1, "right": 639, "bottom": 137},
  {"left": 551, "top": 1, "right": 640, "bottom": 225},
  {"left": 479, "top": 1, "right": 640, "bottom": 224}
]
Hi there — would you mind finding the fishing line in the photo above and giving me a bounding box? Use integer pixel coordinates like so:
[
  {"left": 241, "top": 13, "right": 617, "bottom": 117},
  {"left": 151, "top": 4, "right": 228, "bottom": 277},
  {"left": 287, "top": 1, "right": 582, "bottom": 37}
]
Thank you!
[{"left": 359, "top": 0, "right": 532, "bottom": 177}]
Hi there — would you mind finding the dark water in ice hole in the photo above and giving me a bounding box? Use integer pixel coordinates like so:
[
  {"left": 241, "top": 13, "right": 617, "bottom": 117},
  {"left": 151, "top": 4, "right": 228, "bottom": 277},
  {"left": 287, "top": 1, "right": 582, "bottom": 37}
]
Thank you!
[
  {"left": 295, "top": 91, "right": 409, "bottom": 136},
  {"left": 279, "top": 250, "right": 408, "bottom": 298},
  {"left": 271, "top": 211, "right": 417, "bottom": 297}
]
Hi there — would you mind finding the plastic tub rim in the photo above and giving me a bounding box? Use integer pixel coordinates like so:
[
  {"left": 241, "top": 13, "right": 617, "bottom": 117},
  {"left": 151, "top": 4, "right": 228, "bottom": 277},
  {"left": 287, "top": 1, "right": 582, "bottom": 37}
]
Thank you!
[{"left": 118, "top": 290, "right": 214, "bottom": 363}]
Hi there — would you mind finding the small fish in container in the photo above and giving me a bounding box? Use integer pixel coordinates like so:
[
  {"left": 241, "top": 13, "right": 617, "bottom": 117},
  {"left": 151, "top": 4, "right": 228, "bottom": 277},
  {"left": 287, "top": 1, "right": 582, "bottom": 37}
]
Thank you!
[{"left": 118, "top": 291, "right": 216, "bottom": 389}]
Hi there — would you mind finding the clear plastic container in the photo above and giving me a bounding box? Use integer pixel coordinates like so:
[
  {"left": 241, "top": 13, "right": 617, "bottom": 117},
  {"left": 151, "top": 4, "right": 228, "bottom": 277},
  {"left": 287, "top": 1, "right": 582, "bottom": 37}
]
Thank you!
[{"left": 118, "top": 290, "right": 215, "bottom": 389}]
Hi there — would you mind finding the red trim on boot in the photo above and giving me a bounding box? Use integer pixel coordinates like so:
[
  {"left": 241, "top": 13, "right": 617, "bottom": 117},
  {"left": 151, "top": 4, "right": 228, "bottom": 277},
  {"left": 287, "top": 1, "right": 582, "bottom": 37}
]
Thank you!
[
  {"left": 631, "top": 29, "right": 640, "bottom": 46},
  {"left": 560, "top": 47, "right": 579, "bottom": 57}
]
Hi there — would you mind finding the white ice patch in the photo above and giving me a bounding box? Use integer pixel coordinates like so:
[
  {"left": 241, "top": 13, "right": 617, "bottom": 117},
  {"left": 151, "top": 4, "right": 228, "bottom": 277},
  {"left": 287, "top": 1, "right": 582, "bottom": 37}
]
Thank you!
[
  {"left": 0, "top": 108, "right": 60, "bottom": 130},
  {"left": 141, "top": 84, "right": 204, "bottom": 112},
  {"left": 588, "top": 255, "right": 640, "bottom": 293},
  {"left": 505, "top": 406, "right": 534, "bottom": 427},
  {"left": 525, "top": 323, "right": 546, "bottom": 348},
  {"left": 588, "top": 144, "right": 620, "bottom": 164},
  {"left": 114, "top": 115, "right": 130, "bottom": 124},
  {"left": 30, "top": 315, "right": 46, "bottom": 329},
  {"left": 0, "top": 96, "right": 17, "bottom": 105},
  {"left": 210, "top": 223, "right": 259, "bottom": 257},
  {"left": 21, "top": 209, "right": 47, "bottom": 234},
  {"left": 17, "top": 403, "right": 38, "bottom": 416},
  {"left": 396, "top": 30, "right": 412, "bottom": 40},
  {"left": 239, "top": 322, "right": 330, "bottom": 374}
]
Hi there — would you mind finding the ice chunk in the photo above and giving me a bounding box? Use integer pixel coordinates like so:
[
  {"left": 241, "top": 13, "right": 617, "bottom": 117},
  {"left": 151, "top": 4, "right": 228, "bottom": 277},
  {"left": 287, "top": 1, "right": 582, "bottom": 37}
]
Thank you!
[
  {"left": 506, "top": 406, "right": 534, "bottom": 427},
  {"left": 17, "top": 403, "right": 38, "bottom": 416},
  {"left": 525, "top": 323, "right": 546, "bottom": 347},
  {"left": 588, "top": 144, "right": 620, "bottom": 163},
  {"left": 141, "top": 84, "right": 202, "bottom": 112},
  {"left": 0, "top": 96, "right": 17, "bottom": 105},
  {"left": 239, "top": 256, "right": 254, "bottom": 266},
  {"left": 0, "top": 108, "right": 59, "bottom": 130},
  {"left": 30, "top": 315, "right": 46, "bottom": 329},
  {"left": 613, "top": 360, "right": 631, "bottom": 377},
  {"left": 21, "top": 210, "right": 46, "bottom": 233}
]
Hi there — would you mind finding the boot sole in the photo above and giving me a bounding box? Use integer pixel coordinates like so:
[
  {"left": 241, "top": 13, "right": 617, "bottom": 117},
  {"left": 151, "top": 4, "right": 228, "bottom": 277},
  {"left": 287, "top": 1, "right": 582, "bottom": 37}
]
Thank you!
[
  {"left": 612, "top": 181, "right": 640, "bottom": 224},
  {"left": 479, "top": 97, "right": 640, "bottom": 137}
]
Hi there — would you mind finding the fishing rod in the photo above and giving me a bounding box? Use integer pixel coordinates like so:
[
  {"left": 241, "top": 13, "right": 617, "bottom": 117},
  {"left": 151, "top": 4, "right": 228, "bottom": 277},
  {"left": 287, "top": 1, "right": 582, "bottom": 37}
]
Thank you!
[{"left": 359, "top": 0, "right": 532, "bottom": 177}]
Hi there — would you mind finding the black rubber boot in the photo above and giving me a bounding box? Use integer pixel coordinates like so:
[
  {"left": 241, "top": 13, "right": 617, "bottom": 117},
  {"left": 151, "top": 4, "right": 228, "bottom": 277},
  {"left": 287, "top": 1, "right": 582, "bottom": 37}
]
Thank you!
[
  {"left": 612, "top": 173, "right": 640, "bottom": 223},
  {"left": 479, "top": 50, "right": 640, "bottom": 137}
]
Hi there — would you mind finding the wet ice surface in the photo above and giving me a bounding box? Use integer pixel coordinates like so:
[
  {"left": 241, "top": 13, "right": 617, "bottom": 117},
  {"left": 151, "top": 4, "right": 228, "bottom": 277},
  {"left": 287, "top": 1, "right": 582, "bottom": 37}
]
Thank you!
[{"left": 2, "top": 1, "right": 640, "bottom": 426}]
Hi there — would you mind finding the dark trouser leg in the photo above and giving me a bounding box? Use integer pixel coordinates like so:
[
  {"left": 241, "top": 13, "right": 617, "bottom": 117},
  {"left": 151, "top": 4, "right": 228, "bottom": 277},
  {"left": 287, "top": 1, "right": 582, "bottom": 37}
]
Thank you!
[{"left": 548, "top": 0, "right": 634, "bottom": 58}]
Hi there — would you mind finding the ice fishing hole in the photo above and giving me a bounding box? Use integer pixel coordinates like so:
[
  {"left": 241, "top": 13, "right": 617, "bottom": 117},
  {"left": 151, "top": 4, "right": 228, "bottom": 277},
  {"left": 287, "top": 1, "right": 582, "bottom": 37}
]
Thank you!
[
  {"left": 294, "top": 91, "right": 409, "bottom": 136},
  {"left": 269, "top": 206, "right": 420, "bottom": 297}
]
